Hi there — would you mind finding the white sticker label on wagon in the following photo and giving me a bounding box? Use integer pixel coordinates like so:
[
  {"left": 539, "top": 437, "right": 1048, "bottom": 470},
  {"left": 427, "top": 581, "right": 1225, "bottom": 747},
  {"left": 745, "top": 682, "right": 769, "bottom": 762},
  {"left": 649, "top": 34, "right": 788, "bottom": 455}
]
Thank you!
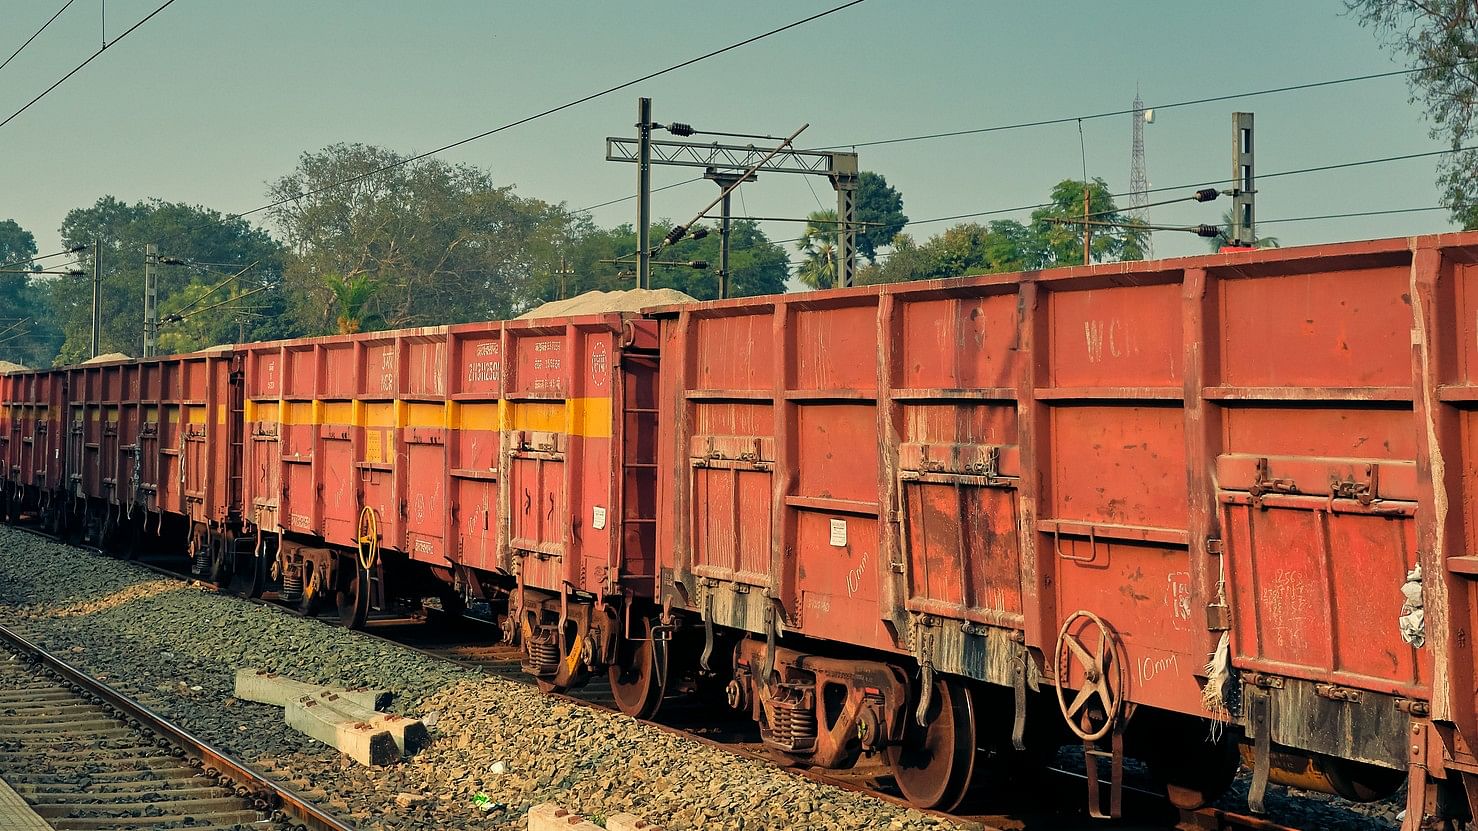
[
  {"left": 592, "top": 506, "right": 607, "bottom": 530},
  {"left": 829, "top": 518, "right": 847, "bottom": 547}
]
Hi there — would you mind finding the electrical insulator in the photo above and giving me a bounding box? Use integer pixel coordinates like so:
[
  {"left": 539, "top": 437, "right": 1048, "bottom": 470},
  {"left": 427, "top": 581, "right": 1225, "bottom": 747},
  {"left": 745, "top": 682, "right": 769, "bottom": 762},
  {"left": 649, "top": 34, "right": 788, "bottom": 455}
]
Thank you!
[
  {"left": 690, "top": 227, "right": 709, "bottom": 240},
  {"left": 689, "top": 260, "right": 708, "bottom": 270},
  {"left": 1193, "top": 188, "right": 1219, "bottom": 203},
  {"left": 667, "top": 122, "right": 695, "bottom": 136},
  {"left": 1194, "top": 224, "right": 1222, "bottom": 238},
  {"left": 663, "top": 226, "right": 687, "bottom": 246}
]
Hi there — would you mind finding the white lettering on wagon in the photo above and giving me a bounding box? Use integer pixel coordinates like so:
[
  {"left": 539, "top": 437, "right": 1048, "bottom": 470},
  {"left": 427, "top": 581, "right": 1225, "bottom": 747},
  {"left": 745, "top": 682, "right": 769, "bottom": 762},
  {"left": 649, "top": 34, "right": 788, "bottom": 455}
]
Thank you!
[
  {"left": 1083, "top": 318, "right": 1140, "bottom": 364},
  {"left": 591, "top": 341, "right": 608, "bottom": 387},
  {"left": 466, "top": 362, "right": 500, "bottom": 384},
  {"left": 846, "top": 551, "right": 869, "bottom": 597},
  {"left": 1138, "top": 652, "right": 1180, "bottom": 685}
]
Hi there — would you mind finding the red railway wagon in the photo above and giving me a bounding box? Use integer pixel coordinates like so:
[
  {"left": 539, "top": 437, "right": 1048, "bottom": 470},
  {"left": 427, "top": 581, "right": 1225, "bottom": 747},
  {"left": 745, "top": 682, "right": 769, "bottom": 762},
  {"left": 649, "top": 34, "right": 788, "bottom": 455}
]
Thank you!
[
  {"left": 2, "top": 351, "right": 246, "bottom": 570},
  {"left": 66, "top": 350, "right": 244, "bottom": 568},
  {"left": 0, "top": 350, "right": 245, "bottom": 569},
  {"left": 241, "top": 314, "right": 662, "bottom": 700},
  {"left": 0, "top": 368, "right": 65, "bottom": 527},
  {"left": 649, "top": 232, "right": 1478, "bottom": 821}
]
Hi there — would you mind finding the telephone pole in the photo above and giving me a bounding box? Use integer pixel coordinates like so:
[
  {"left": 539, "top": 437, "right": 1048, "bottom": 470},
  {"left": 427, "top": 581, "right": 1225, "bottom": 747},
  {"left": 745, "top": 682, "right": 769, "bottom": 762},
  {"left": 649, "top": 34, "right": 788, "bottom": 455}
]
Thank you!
[{"left": 89, "top": 239, "right": 101, "bottom": 358}]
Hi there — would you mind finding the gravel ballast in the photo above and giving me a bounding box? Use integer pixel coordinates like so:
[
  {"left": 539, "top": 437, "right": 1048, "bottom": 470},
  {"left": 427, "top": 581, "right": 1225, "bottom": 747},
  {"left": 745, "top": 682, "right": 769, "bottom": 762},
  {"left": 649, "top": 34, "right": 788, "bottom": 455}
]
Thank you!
[{"left": 0, "top": 526, "right": 961, "bottom": 830}]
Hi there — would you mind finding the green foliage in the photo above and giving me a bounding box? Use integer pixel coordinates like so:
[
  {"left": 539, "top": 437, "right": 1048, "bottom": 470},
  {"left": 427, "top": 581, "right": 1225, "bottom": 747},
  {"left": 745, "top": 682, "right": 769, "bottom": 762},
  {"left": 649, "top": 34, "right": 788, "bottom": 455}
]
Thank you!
[
  {"left": 54, "top": 198, "right": 288, "bottom": 363},
  {"left": 0, "top": 219, "right": 62, "bottom": 367},
  {"left": 267, "top": 143, "right": 570, "bottom": 333},
  {"left": 1347, "top": 1, "right": 1478, "bottom": 227},
  {"left": 794, "top": 170, "right": 909, "bottom": 288},
  {"left": 542, "top": 218, "right": 789, "bottom": 302},
  {"left": 856, "top": 179, "right": 1145, "bottom": 285},
  {"left": 855, "top": 170, "right": 908, "bottom": 261},
  {"left": 324, "top": 272, "right": 379, "bottom": 333},
  {"left": 795, "top": 210, "right": 839, "bottom": 289}
]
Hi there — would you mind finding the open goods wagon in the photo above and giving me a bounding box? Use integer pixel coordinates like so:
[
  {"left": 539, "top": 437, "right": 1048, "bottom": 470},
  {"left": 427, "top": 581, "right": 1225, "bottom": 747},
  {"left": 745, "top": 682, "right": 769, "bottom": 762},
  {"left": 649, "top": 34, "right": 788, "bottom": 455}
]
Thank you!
[
  {"left": 239, "top": 314, "right": 663, "bottom": 700},
  {"left": 642, "top": 232, "right": 1478, "bottom": 823},
  {"left": 1, "top": 350, "right": 245, "bottom": 568}
]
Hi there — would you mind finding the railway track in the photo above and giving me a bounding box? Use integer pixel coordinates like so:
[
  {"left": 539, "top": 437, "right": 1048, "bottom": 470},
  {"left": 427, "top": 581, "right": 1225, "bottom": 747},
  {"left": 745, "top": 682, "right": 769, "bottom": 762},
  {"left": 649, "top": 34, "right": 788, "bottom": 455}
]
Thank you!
[
  {"left": 0, "top": 620, "right": 352, "bottom": 831},
  {"left": 9, "top": 524, "right": 1314, "bottom": 831}
]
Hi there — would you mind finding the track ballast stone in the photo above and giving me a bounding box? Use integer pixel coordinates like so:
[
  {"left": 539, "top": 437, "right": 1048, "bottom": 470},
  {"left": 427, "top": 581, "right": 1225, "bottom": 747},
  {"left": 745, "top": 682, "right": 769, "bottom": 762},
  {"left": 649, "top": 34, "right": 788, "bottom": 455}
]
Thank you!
[{"left": 0, "top": 526, "right": 960, "bottom": 830}]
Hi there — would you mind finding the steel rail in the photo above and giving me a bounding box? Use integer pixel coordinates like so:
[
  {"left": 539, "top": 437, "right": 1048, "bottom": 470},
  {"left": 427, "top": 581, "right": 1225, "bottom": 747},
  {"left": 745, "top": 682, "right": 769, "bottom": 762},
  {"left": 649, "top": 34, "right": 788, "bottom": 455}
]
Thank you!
[{"left": 0, "top": 621, "right": 357, "bottom": 831}]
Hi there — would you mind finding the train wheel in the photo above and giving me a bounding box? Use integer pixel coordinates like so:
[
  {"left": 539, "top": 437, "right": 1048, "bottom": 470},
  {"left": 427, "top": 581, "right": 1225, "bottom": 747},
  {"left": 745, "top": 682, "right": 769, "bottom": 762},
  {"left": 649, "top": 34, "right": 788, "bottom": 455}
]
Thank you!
[
  {"left": 609, "top": 617, "right": 667, "bottom": 720},
  {"left": 886, "top": 676, "right": 980, "bottom": 810},
  {"left": 336, "top": 564, "right": 370, "bottom": 629},
  {"left": 207, "top": 537, "right": 234, "bottom": 588}
]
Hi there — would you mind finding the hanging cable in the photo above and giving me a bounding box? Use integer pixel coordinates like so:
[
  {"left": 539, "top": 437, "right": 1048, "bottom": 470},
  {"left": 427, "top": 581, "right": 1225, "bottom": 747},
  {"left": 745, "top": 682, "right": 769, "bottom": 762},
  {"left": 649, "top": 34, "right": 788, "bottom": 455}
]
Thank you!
[
  {"left": 0, "top": 0, "right": 179, "bottom": 130},
  {"left": 0, "top": 0, "right": 75, "bottom": 74}
]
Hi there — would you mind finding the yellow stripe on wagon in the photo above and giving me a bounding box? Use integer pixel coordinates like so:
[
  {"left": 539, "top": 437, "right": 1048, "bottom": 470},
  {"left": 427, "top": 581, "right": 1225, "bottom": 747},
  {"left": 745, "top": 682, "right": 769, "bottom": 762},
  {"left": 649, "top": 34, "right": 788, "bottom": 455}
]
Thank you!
[{"left": 237, "top": 396, "right": 615, "bottom": 438}]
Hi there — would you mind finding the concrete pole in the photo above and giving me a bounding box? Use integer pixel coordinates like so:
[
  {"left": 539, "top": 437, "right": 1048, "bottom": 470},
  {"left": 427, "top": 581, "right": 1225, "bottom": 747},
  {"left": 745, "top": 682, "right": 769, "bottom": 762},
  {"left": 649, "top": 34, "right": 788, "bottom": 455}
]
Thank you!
[
  {"left": 89, "top": 239, "right": 100, "bottom": 358},
  {"left": 636, "top": 97, "right": 653, "bottom": 290},
  {"left": 143, "top": 243, "right": 157, "bottom": 358}
]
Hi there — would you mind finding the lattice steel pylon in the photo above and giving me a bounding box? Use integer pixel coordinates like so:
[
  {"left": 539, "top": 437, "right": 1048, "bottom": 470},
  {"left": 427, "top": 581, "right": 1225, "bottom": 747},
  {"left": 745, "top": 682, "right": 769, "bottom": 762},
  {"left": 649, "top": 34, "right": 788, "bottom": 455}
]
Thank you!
[{"left": 1130, "top": 89, "right": 1152, "bottom": 258}]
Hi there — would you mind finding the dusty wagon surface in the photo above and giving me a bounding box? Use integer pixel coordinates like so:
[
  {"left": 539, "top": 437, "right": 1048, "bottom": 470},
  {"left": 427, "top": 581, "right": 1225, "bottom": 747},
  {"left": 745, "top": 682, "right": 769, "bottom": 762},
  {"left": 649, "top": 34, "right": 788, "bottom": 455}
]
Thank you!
[
  {"left": 1, "top": 349, "right": 244, "bottom": 568},
  {"left": 650, "top": 232, "right": 1477, "bottom": 819},
  {"left": 240, "top": 314, "right": 663, "bottom": 696}
]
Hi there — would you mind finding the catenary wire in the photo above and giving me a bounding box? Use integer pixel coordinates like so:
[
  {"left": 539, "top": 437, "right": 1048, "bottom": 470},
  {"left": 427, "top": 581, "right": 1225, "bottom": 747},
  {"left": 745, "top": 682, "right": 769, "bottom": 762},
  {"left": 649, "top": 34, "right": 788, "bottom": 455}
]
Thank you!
[
  {"left": 131, "top": 0, "right": 866, "bottom": 256},
  {"left": 227, "top": 1, "right": 866, "bottom": 224},
  {"left": 0, "top": 0, "right": 76, "bottom": 74},
  {"left": 0, "top": 0, "right": 179, "bottom": 130},
  {"left": 807, "top": 61, "right": 1478, "bottom": 152},
  {"left": 0, "top": 248, "right": 84, "bottom": 270},
  {"left": 570, "top": 64, "right": 1474, "bottom": 221}
]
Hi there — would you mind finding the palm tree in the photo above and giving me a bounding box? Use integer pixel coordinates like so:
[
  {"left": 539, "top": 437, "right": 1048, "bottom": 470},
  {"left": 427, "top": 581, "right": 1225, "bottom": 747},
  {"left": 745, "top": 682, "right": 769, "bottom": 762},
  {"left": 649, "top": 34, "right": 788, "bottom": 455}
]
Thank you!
[
  {"left": 795, "top": 210, "right": 839, "bottom": 289},
  {"left": 324, "top": 272, "right": 375, "bottom": 334},
  {"left": 1208, "top": 209, "right": 1280, "bottom": 251}
]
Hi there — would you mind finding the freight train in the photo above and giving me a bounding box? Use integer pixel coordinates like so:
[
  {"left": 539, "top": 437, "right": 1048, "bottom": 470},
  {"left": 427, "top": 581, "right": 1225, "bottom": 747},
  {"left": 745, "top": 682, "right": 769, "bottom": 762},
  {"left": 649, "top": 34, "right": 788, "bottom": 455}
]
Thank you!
[{"left": 4, "top": 232, "right": 1474, "bottom": 827}]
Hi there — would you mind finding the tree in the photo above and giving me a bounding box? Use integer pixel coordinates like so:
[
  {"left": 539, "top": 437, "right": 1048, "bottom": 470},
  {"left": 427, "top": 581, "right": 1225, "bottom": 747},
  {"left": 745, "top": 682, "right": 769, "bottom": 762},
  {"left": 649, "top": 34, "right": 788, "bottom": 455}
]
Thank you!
[
  {"left": 854, "top": 179, "right": 1146, "bottom": 286},
  {"left": 1347, "top": 1, "right": 1478, "bottom": 227},
  {"left": 539, "top": 218, "right": 787, "bottom": 303},
  {"left": 267, "top": 144, "right": 570, "bottom": 333},
  {"left": 854, "top": 170, "right": 908, "bottom": 261},
  {"left": 0, "top": 219, "right": 61, "bottom": 367},
  {"left": 795, "top": 210, "right": 840, "bottom": 289},
  {"left": 53, "top": 198, "right": 288, "bottom": 363}
]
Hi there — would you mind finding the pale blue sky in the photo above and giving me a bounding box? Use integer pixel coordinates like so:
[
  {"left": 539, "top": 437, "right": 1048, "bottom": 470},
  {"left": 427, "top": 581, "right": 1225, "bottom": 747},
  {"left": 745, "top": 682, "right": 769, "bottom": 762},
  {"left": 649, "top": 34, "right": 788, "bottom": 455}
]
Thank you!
[{"left": 0, "top": 1, "right": 1443, "bottom": 272}]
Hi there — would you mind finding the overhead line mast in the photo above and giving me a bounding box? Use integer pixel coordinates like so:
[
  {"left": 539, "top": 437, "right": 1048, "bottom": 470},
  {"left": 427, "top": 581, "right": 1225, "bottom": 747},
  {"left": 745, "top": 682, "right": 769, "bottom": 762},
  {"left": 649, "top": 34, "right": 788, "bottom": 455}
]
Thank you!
[{"left": 1130, "top": 89, "right": 1152, "bottom": 257}]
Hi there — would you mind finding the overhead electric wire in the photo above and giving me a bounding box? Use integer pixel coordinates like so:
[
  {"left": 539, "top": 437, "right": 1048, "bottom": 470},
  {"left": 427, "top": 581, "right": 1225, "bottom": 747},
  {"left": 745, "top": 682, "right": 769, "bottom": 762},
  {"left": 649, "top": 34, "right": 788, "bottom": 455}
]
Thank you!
[
  {"left": 0, "top": 248, "right": 84, "bottom": 270},
  {"left": 137, "top": 0, "right": 865, "bottom": 256},
  {"left": 574, "top": 177, "right": 704, "bottom": 213},
  {"left": 809, "top": 61, "right": 1478, "bottom": 152},
  {"left": 226, "top": 0, "right": 865, "bottom": 224},
  {"left": 850, "top": 145, "right": 1478, "bottom": 238},
  {"left": 0, "top": 0, "right": 75, "bottom": 74},
  {"left": 571, "top": 62, "right": 1474, "bottom": 225},
  {"left": 0, "top": 0, "right": 179, "bottom": 130},
  {"left": 161, "top": 285, "right": 270, "bottom": 327},
  {"left": 1242, "top": 205, "right": 1449, "bottom": 227}
]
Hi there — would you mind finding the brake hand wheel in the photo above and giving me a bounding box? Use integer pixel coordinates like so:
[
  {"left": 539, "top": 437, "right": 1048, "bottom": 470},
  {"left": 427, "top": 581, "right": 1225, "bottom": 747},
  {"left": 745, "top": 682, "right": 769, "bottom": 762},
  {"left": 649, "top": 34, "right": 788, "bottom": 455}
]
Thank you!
[{"left": 1054, "top": 610, "right": 1124, "bottom": 742}]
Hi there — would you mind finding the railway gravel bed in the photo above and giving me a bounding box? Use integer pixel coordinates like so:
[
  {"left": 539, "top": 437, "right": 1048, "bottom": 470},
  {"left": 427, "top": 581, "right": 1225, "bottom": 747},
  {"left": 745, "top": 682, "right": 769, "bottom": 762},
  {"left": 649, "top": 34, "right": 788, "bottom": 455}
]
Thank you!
[
  {"left": 0, "top": 643, "right": 271, "bottom": 830},
  {"left": 0, "top": 525, "right": 959, "bottom": 830}
]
